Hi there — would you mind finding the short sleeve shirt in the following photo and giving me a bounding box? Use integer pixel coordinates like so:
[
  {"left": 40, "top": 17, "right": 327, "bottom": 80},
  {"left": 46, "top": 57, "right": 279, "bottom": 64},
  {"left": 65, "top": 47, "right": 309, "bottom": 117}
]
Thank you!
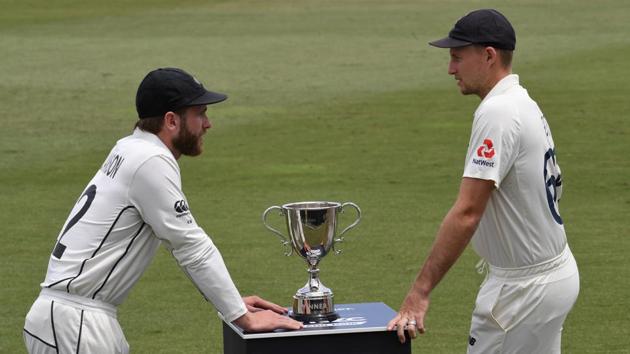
[{"left": 463, "top": 75, "right": 567, "bottom": 268}]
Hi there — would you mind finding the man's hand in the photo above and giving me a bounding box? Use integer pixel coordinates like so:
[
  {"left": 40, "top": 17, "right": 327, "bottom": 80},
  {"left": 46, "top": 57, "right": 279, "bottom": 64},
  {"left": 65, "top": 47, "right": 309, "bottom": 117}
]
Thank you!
[
  {"left": 233, "top": 295, "right": 303, "bottom": 332},
  {"left": 387, "top": 290, "right": 430, "bottom": 343},
  {"left": 233, "top": 309, "right": 303, "bottom": 332},
  {"left": 242, "top": 295, "right": 287, "bottom": 314}
]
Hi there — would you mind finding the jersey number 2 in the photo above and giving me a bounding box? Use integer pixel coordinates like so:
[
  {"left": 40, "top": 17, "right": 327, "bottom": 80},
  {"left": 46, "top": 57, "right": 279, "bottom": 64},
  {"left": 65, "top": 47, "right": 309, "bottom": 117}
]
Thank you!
[{"left": 52, "top": 184, "right": 97, "bottom": 259}]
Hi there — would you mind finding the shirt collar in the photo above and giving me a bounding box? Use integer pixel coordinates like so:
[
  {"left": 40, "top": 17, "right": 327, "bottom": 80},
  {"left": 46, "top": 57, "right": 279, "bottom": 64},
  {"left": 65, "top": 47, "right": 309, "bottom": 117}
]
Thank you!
[
  {"left": 132, "top": 128, "right": 176, "bottom": 160},
  {"left": 481, "top": 74, "right": 519, "bottom": 104}
]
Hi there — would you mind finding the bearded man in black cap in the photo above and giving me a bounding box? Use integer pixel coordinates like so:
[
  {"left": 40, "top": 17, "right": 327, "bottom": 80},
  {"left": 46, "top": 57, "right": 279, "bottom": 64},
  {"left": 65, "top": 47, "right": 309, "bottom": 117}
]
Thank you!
[
  {"left": 23, "top": 68, "right": 302, "bottom": 353},
  {"left": 388, "top": 9, "right": 579, "bottom": 353}
]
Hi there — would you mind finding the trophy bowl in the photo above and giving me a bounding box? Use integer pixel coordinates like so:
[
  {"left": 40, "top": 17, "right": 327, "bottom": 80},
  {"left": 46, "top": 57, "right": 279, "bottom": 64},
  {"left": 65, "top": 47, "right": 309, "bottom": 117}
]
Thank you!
[{"left": 263, "top": 201, "right": 361, "bottom": 323}]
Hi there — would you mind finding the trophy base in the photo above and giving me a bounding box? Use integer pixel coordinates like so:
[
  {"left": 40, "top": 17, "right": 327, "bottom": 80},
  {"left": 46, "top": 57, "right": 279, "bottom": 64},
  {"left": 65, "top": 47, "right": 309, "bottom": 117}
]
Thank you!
[
  {"left": 291, "top": 293, "right": 338, "bottom": 323},
  {"left": 291, "top": 311, "right": 339, "bottom": 323}
]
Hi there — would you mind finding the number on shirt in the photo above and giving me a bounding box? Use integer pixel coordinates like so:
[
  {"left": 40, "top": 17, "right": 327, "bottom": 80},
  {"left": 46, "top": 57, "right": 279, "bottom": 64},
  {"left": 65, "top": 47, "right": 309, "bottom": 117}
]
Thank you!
[{"left": 52, "top": 184, "right": 97, "bottom": 258}]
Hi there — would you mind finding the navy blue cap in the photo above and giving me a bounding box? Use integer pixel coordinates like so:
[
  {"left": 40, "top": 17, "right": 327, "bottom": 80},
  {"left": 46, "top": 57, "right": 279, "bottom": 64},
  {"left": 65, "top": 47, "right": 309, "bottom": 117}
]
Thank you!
[
  {"left": 136, "top": 68, "right": 227, "bottom": 119},
  {"left": 429, "top": 9, "right": 516, "bottom": 50}
]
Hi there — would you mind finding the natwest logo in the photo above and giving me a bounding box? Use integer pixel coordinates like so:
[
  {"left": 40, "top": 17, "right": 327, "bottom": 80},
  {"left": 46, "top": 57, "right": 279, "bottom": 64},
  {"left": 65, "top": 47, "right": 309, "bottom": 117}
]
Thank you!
[{"left": 476, "top": 139, "right": 495, "bottom": 159}]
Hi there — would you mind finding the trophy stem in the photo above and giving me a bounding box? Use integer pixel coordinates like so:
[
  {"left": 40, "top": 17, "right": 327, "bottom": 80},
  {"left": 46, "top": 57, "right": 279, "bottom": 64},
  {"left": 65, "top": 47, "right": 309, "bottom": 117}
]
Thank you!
[
  {"left": 308, "top": 267, "right": 321, "bottom": 291},
  {"left": 290, "top": 264, "right": 338, "bottom": 323}
]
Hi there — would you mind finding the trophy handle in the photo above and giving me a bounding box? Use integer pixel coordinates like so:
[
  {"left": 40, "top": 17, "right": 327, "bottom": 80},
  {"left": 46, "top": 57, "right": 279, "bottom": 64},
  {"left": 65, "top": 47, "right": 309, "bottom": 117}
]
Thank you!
[
  {"left": 334, "top": 202, "right": 362, "bottom": 254},
  {"left": 262, "top": 206, "right": 292, "bottom": 256}
]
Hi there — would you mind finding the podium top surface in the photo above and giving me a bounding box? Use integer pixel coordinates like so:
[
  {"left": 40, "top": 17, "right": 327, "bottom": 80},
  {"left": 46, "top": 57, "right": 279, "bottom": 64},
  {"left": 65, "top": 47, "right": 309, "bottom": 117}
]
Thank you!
[{"left": 220, "top": 302, "right": 397, "bottom": 339}]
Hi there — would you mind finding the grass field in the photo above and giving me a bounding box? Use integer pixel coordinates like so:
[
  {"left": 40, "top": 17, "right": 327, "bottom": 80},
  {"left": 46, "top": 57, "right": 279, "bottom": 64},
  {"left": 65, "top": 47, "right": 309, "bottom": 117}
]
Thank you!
[{"left": 2, "top": 0, "right": 629, "bottom": 353}]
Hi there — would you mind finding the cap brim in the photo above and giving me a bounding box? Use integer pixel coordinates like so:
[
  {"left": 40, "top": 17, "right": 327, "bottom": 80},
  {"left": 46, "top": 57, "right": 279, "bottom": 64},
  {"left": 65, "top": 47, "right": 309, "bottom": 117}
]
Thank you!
[
  {"left": 429, "top": 36, "right": 472, "bottom": 48},
  {"left": 187, "top": 90, "right": 228, "bottom": 106}
]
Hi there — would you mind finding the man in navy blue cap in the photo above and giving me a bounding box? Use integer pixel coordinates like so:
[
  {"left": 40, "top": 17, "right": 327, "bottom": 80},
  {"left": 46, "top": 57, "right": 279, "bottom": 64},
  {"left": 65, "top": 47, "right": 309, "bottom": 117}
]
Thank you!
[
  {"left": 24, "top": 68, "right": 302, "bottom": 353},
  {"left": 388, "top": 9, "right": 579, "bottom": 353}
]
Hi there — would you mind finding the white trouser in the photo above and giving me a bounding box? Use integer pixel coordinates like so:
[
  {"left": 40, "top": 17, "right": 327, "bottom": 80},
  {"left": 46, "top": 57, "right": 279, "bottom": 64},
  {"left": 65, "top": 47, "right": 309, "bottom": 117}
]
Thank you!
[
  {"left": 23, "top": 288, "right": 129, "bottom": 354},
  {"left": 467, "top": 245, "right": 579, "bottom": 354}
]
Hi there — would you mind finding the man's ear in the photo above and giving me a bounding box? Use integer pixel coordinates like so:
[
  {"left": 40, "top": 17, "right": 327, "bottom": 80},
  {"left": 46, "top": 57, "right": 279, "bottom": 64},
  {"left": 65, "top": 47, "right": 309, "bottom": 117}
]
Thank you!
[
  {"left": 484, "top": 46, "right": 498, "bottom": 65},
  {"left": 163, "top": 111, "right": 180, "bottom": 132}
]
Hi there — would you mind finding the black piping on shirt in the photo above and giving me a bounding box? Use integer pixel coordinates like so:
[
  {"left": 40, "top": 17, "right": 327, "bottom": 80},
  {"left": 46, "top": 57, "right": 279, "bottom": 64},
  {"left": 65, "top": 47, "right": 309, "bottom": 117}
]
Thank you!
[
  {"left": 65, "top": 206, "right": 136, "bottom": 293},
  {"left": 91, "top": 223, "right": 146, "bottom": 299}
]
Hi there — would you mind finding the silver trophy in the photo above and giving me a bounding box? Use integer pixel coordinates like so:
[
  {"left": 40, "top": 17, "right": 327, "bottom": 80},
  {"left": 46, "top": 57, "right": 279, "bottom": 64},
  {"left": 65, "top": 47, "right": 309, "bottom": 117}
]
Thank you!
[{"left": 262, "top": 201, "right": 361, "bottom": 323}]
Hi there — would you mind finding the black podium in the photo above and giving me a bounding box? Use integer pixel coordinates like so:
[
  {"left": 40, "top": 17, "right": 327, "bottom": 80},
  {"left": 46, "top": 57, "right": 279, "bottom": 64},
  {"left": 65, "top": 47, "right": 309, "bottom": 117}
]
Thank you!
[{"left": 221, "top": 302, "right": 411, "bottom": 354}]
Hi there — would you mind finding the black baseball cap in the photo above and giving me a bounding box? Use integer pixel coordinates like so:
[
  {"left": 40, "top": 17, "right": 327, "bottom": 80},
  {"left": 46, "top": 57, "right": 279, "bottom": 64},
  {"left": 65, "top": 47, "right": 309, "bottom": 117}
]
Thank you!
[
  {"left": 429, "top": 9, "right": 516, "bottom": 50},
  {"left": 136, "top": 67, "right": 227, "bottom": 119}
]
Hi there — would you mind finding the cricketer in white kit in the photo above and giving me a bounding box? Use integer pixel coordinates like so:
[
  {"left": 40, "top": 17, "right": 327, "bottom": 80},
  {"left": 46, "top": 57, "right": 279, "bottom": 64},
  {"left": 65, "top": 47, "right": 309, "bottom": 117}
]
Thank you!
[
  {"left": 389, "top": 9, "right": 579, "bottom": 353},
  {"left": 24, "top": 68, "right": 302, "bottom": 354},
  {"left": 463, "top": 73, "right": 579, "bottom": 353}
]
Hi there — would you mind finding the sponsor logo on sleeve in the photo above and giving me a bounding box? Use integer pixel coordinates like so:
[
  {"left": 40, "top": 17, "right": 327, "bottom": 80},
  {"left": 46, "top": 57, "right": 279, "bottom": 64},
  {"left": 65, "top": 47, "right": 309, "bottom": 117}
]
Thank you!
[
  {"left": 174, "top": 200, "right": 189, "bottom": 213},
  {"left": 472, "top": 139, "right": 496, "bottom": 167},
  {"left": 174, "top": 200, "right": 193, "bottom": 224}
]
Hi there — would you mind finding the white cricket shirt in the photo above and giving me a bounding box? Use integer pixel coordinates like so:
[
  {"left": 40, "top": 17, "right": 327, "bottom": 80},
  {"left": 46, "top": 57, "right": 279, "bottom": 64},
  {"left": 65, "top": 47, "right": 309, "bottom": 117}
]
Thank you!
[
  {"left": 463, "top": 74, "right": 567, "bottom": 268},
  {"left": 42, "top": 129, "right": 247, "bottom": 322}
]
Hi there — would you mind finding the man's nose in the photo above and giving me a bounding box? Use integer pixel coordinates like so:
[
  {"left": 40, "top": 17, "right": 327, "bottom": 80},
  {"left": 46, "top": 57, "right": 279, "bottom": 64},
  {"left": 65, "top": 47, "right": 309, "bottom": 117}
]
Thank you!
[{"left": 448, "top": 62, "right": 456, "bottom": 75}]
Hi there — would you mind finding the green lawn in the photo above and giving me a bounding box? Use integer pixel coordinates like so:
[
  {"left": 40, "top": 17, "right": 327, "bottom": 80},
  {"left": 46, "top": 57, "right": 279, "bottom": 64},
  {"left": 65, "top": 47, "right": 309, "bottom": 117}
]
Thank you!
[{"left": 1, "top": 0, "right": 629, "bottom": 353}]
